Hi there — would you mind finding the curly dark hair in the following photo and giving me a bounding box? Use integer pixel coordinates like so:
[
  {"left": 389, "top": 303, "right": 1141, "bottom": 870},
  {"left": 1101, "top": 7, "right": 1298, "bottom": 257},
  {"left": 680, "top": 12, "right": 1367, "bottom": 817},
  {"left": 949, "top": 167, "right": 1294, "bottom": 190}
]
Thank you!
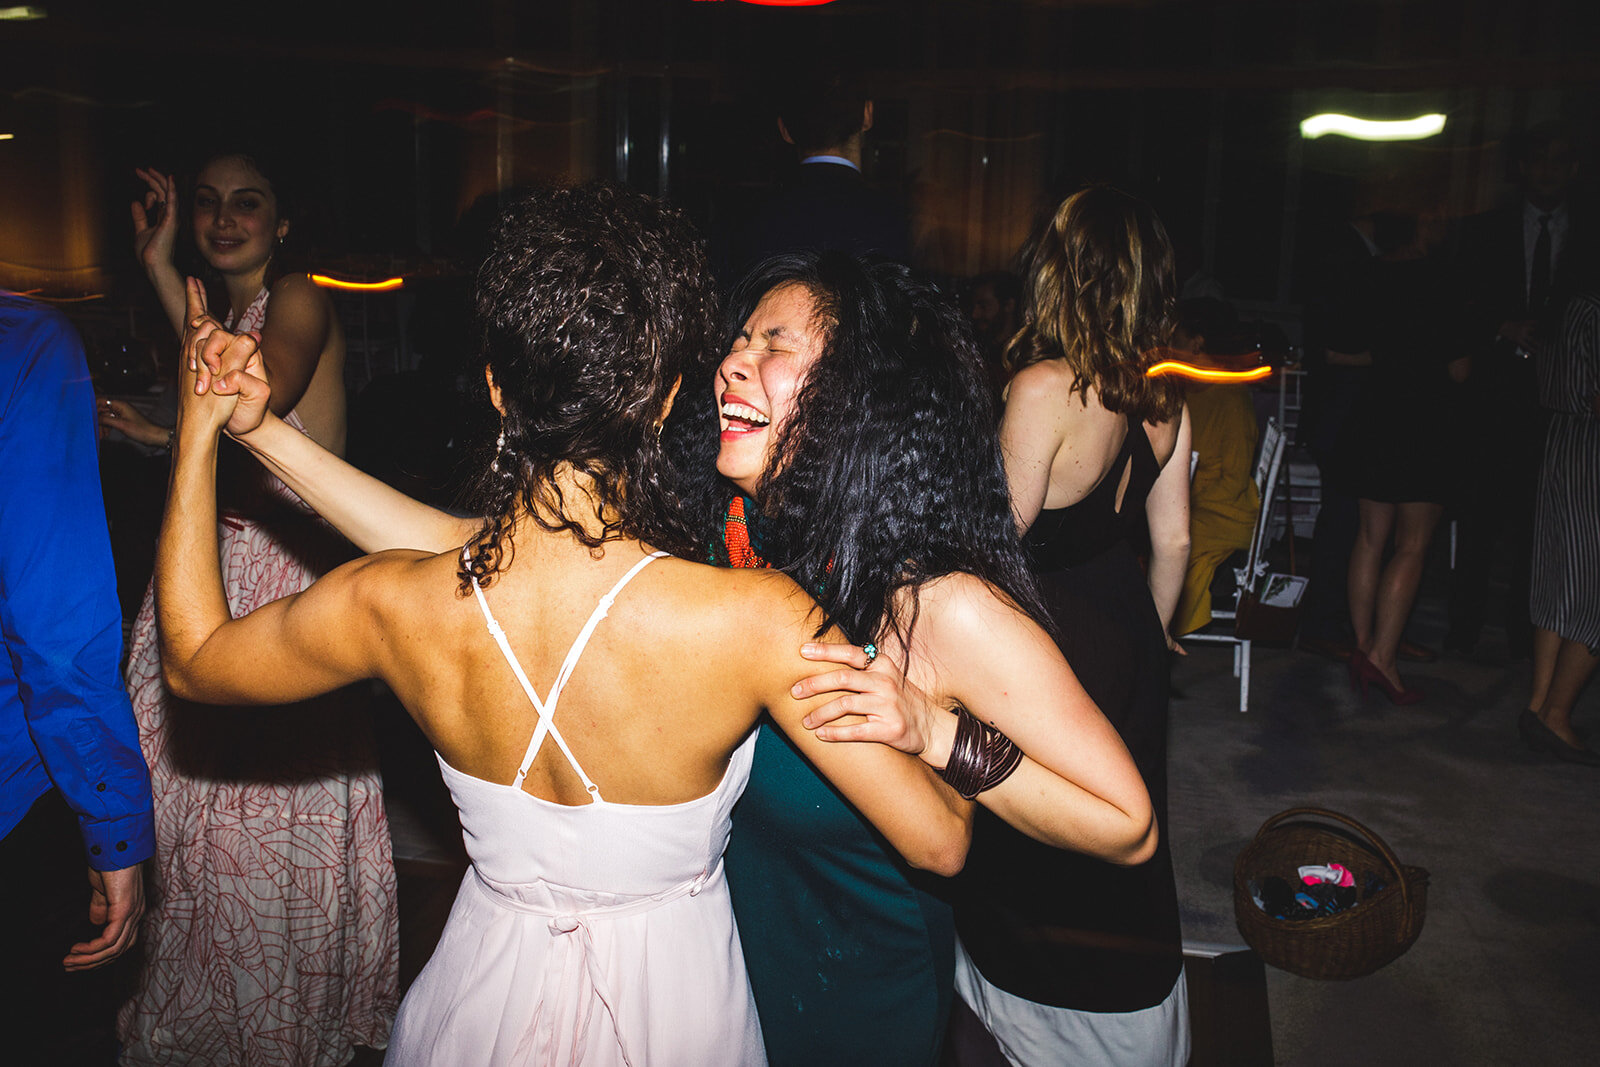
[
  {"left": 1005, "top": 185, "right": 1184, "bottom": 423},
  {"left": 460, "top": 181, "right": 717, "bottom": 591},
  {"left": 668, "top": 251, "right": 1051, "bottom": 649}
]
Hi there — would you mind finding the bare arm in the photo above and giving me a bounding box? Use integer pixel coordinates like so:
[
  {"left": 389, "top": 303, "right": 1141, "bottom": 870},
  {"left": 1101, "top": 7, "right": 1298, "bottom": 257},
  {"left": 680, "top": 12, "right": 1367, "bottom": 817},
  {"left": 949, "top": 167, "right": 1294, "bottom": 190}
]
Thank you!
[
  {"left": 156, "top": 282, "right": 391, "bottom": 703},
  {"left": 744, "top": 579, "right": 972, "bottom": 877},
  {"left": 238, "top": 412, "right": 474, "bottom": 553},
  {"left": 192, "top": 307, "right": 476, "bottom": 554},
  {"left": 918, "top": 575, "right": 1155, "bottom": 863},
  {"left": 254, "top": 275, "right": 334, "bottom": 418},
  {"left": 1144, "top": 405, "right": 1192, "bottom": 642},
  {"left": 998, "top": 362, "right": 1072, "bottom": 533},
  {"left": 131, "top": 169, "right": 185, "bottom": 336}
]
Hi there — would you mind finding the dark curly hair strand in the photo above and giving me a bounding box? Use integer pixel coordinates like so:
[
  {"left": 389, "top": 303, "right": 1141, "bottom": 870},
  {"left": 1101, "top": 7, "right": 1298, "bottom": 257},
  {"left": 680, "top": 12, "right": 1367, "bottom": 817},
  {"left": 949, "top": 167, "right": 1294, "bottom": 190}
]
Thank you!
[{"left": 459, "top": 181, "right": 717, "bottom": 592}]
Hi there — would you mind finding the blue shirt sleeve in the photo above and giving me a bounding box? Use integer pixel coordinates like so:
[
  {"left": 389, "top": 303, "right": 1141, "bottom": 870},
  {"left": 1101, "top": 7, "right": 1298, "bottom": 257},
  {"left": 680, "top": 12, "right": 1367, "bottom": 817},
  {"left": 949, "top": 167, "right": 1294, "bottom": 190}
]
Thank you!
[{"left": 0, "top": 295, "right": 155, "bottom": 870}]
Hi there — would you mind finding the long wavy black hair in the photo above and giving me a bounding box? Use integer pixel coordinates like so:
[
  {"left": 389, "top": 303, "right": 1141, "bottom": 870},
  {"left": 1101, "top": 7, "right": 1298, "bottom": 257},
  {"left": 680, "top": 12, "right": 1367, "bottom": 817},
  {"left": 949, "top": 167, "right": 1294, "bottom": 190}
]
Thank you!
[
  {"left": 459, "top": 181, "right": 716, "bottom": 590},
  {"left": 666, "top": 251, "right": 1051, "bottom": 648}
]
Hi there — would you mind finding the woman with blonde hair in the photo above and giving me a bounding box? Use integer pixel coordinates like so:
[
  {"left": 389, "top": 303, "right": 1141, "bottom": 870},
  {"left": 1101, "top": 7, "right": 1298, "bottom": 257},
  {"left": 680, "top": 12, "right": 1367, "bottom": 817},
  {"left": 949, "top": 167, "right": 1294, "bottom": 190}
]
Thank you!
[{"left": 953, "top": 186, "right": 1193, "bottom": 1065}]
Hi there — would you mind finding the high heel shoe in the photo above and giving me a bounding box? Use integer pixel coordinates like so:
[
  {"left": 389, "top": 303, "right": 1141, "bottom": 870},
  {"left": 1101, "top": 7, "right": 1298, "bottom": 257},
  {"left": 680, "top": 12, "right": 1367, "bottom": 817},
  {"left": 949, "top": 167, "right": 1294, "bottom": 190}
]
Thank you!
[
  {"left": 1519, "top": 710, "right": 1600, "bottom": 766},
  {"left": 1349, "top": 650, "right": 1424, "bottom": 706}
]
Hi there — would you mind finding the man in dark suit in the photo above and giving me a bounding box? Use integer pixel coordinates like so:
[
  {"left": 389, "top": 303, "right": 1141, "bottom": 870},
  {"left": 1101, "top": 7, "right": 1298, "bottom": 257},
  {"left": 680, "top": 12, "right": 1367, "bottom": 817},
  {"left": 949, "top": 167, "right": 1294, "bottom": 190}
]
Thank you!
[
  {"left": 724, "top": 70, "right": 911, "bottom": 280},
  {"left": 1448, "top": 122, "right": 1584, "bottom": 658}
]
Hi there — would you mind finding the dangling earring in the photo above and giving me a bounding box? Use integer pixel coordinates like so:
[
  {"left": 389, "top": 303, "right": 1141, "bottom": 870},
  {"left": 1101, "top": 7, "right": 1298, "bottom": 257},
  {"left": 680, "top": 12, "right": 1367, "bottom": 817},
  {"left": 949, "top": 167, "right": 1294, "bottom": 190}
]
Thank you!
[{"left": 490, "top": 427, "right": 506, "bottom": 472}]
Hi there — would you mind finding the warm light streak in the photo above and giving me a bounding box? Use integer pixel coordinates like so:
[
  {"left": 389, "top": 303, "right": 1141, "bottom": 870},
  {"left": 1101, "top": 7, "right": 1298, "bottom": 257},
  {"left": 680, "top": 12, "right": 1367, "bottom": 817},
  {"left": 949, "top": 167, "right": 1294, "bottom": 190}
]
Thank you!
[
  {"left": 1299, "top": 113, "right": 1446, "bottom": 141},
  {"left": 0, "top": 134, "right": 14, "bottom": 140},
  {"left": 1146, "top": 360, "right": 1274, "bottom": 383},
  {"left": 0, "top": 6, "right": 47, "bottom": 20},
  {"left": 12, "top": 291, "right": 106, "bottom": 303},
  {"left": 311, "top": 274, "right": 404, "bottom": 292}
]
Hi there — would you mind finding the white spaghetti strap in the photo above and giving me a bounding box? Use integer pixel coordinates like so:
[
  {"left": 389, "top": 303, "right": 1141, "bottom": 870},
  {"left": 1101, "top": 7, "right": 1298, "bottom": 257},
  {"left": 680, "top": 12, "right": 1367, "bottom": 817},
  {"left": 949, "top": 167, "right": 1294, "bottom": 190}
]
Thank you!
[{"left": 466, "top": 549, "right": 670, "bottom": 803}]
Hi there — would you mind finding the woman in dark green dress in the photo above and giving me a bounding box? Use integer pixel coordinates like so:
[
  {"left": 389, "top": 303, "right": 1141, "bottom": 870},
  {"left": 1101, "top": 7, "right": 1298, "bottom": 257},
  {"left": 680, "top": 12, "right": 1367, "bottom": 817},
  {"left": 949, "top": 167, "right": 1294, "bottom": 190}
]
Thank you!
[{"left": 680, "top": 252, "right": 1155, "bottom": 1064}]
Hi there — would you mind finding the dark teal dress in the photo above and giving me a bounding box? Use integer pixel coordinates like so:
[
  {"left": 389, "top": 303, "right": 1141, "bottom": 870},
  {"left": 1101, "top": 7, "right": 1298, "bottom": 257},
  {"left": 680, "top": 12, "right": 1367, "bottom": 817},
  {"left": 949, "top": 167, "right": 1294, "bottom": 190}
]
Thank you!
[
  {"left": 716, "top": 497, "right": 955, "bottom": 1066},
  {"left": 726, "top": 726, "right": 955, "bottom": 1066}
]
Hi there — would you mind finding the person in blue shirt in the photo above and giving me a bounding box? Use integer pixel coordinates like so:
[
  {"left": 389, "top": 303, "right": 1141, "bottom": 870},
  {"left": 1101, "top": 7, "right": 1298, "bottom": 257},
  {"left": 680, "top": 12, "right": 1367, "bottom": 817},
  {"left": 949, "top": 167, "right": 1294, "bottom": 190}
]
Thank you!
[{"left": 0, "top": 291, "right": 155, "bottom": 1065}]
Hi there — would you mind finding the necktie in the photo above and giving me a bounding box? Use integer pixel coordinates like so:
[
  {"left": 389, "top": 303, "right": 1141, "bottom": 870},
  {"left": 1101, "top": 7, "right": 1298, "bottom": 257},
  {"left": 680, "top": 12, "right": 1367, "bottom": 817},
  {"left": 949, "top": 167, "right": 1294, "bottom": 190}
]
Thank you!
[{"left": 1529, "top": 213, "right": 1552, "bottom": 316}]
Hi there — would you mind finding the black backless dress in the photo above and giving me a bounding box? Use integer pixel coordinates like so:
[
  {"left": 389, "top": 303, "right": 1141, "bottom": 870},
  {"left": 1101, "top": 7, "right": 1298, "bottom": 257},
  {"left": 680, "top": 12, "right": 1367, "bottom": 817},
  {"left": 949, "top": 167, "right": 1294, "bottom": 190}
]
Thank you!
[{"left": 954, "top": 413, "right": 1187, "bottom": 1063}]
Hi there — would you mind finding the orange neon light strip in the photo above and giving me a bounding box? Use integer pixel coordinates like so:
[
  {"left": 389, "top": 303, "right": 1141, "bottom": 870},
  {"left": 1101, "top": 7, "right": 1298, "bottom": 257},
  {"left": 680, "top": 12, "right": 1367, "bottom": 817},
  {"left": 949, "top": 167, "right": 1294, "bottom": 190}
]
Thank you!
[
  {"left": 10, "top": 290, "right": 106, "bottom": 303},
  {"left": 311, "top": 274, "right": 404, "bottom": 292},
  {"left": 1145, "top": 360, "right": 1274, "bottom": 383}
]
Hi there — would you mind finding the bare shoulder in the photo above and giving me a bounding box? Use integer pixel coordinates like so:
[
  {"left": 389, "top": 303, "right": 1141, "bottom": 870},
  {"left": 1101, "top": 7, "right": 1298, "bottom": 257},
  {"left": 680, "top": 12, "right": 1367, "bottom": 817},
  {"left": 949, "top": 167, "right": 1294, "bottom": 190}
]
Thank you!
[
  {"left": 268, "top": 272, "right": 329, "bottom": 306},
  {"left": 655, "top": 560, "right": 823, "bottom": 639},
  {"left": 1007, "top": 359, "right": 1079, "bottom": 405},
  {"left": 310, "top": 548, "right": 444, "bottom": 614},
  {"left": 914, "top": 571, "right": 1031, "bottom": 644},
  {"left": 651, "top": 560, "right": 828, "bottom": 652}
]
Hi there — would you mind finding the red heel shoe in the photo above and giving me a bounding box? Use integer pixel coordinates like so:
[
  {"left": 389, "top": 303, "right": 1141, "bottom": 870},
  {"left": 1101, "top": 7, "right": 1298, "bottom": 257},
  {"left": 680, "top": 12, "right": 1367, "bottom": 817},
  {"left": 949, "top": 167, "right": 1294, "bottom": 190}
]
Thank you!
[{"left": 1352, "top": 650, "right": 1424, "bottom": 706}]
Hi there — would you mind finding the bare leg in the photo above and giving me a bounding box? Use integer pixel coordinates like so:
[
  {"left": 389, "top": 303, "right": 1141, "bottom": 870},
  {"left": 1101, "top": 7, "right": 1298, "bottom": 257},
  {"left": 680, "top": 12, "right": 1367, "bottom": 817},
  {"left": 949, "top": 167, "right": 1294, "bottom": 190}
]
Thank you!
[
  {"left": 1529, "top": 626, "right": 1563, "bottom": 712},
  {"left": 1367, "top": 502, "right": 1444, "bottom": 687},
  {"left": 1349, "top": 500, "right": 1395, "bottom": 655},
  {"left": 1537, "top": 638, "right": 1600, "bottom": 747}
]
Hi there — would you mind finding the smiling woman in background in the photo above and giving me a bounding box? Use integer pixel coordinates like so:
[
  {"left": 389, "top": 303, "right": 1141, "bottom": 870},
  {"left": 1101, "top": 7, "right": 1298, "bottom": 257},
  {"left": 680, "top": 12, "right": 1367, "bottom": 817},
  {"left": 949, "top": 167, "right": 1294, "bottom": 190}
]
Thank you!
[{"left": 105, "top": 149, "right": 397, "bottom": 1066}]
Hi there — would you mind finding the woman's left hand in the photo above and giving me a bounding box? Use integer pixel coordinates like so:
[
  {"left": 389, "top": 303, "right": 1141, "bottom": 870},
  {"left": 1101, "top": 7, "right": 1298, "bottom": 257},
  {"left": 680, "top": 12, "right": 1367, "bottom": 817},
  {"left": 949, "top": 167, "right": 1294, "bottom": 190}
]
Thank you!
[{"left": 793, "top": 642, "right": 941, "bottom": 757}]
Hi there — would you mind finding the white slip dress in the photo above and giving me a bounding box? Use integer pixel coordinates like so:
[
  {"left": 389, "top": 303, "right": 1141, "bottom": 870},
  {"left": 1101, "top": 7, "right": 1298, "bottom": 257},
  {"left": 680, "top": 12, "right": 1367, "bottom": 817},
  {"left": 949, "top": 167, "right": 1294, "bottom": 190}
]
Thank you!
[{"left": 385, "top": 551, "right": 766, "bottom": 1066}]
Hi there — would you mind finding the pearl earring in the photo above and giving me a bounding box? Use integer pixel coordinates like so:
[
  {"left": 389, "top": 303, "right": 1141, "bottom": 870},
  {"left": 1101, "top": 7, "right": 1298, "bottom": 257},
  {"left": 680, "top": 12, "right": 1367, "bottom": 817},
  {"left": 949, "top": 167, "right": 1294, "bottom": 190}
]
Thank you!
[{"left": 491, "top": 428, "right": 506, "bottom": 472}]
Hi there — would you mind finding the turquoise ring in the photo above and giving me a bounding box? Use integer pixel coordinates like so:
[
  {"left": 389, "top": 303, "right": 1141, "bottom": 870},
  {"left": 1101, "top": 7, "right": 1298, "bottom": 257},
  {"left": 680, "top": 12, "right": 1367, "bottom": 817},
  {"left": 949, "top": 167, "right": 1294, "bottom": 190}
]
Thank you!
[{"left": 862, "top": 643, "right": 878, "bottom": 666}]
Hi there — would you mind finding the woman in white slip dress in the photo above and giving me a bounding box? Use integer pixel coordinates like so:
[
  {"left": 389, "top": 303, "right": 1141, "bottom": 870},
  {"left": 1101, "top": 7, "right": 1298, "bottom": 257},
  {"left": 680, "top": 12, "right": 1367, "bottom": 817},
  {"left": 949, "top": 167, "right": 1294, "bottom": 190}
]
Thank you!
[
  {"left": 151, "top": 184, "right": 979, "bottom": 1066},
  {"left": 385, "top": 550, "right": 764, "bottom": 1064}
]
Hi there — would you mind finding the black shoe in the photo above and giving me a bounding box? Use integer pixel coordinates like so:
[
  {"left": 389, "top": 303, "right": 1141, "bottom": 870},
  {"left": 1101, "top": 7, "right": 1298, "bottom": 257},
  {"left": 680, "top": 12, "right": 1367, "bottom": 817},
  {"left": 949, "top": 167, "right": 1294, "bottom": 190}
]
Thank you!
[{"left": 1520, "top": 710, "right": 1600, "bottom": 766}]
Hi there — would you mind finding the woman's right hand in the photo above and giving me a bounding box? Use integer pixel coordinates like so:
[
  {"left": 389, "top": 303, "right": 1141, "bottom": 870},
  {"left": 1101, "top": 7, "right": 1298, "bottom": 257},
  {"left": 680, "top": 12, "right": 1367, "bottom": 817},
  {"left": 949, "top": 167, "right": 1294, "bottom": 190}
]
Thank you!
[{"left": 131, "top": 168, "right": 178, "bottom": 274}]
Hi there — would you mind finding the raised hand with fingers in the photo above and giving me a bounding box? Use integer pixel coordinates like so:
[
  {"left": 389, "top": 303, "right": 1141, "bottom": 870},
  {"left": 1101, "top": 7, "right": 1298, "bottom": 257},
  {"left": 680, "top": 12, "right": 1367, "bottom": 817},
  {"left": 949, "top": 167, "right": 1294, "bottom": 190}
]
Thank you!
[
  {"left": 176, "top": 278, "right": 246, "bottom": 439},
  {"left": 131, "top": 168, "right": 179, "bottom": 274},
  {"left": 793, "top": 640, "right": 957, "bottom": 765}
]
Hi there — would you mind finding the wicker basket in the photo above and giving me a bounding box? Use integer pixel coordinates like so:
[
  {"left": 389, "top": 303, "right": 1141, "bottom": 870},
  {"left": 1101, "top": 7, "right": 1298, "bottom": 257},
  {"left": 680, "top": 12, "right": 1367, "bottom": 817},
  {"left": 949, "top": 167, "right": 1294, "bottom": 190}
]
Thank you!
[{"left": 1233, "top": 807, "right": 1429, "bottom": 980}]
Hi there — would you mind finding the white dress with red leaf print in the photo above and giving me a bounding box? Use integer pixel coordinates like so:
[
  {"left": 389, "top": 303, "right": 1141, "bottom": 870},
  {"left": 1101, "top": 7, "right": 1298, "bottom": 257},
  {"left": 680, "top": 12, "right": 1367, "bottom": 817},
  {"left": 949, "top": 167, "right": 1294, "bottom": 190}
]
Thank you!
[{"left": 118, "top": 288, "right": 399, "bottom": 1066}]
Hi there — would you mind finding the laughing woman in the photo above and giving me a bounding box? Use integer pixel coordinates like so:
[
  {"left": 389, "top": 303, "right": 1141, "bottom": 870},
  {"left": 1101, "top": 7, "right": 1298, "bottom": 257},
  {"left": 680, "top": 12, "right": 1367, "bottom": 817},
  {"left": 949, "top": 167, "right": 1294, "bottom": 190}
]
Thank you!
[{"left": 196, "top": 247, "right": 1156, "bottom": 1066}]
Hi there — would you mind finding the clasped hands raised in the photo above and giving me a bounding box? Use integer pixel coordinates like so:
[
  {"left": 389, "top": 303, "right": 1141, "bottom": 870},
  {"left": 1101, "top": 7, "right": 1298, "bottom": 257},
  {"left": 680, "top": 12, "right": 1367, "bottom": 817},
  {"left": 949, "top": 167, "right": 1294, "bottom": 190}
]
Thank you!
[{"left": 175, "top": 277, "right": 271, "bottom": 441}]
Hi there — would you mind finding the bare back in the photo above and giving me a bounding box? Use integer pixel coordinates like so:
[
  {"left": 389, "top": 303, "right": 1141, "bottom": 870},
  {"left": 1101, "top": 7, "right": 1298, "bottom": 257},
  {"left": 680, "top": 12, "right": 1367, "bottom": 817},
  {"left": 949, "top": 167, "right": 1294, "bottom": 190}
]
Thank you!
[
  {"left": 1002, "top": 359, "right": 1182, "bottom": 526},
  {"left": 369, "top": 541, "right": 809, "bottom": 807}
]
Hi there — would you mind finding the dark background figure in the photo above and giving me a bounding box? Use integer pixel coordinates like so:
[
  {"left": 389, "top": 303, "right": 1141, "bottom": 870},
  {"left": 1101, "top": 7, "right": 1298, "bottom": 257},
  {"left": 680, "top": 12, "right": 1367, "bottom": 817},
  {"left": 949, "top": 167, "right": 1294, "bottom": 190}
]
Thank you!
[
  {"left": 718, "top": 66, "right": 912, "bottom": 283},
  {"left": 1171, "top": 296, "right": 1261, "bottom": 639},
  {"left": 1522, "top": 283, "right": 1600, "bottom": 764},
  {"left": 0, "top": 292, "right": 154, "bottom": 1067},
  {"left": 1449, "top": 122, "right": 1587, "bottom": 659},
  {"left": 1296, "top": 200, "right": 1381, "bottom": 660},
  {"left": 1341, "top": 207, "right": 1470, "bottom": 703},
  {"left": 965, "top": 270, "right": 1022, "bottom": 399}
]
